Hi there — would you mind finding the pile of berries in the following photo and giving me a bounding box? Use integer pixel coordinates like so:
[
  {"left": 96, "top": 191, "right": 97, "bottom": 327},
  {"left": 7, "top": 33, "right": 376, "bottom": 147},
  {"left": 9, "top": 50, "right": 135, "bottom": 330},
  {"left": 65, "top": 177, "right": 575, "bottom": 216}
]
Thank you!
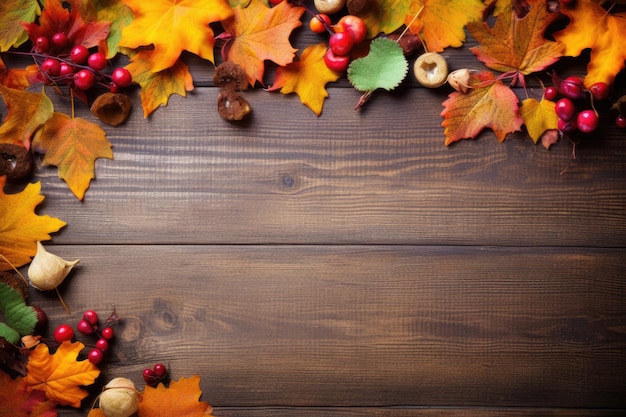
[
  {"left": 546, "top": 76, "right": 617, "bottom": 135},
  {"left": 53, "top": 308, "right": 121, "bottom": 365},
  {"left": 31, "top": 32, "right": 132, "bottom": 92},
  {"left": 143, "top": 363, "right": 168, "bottom": 386},
  {"left": 309, "top": 13, "right": 367, "bottom": 72}
]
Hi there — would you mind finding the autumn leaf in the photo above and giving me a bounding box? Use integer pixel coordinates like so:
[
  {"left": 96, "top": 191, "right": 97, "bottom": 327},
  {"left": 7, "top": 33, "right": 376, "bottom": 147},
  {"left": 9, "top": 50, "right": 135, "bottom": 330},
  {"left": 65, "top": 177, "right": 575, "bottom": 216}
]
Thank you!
[
  {"left": 0, "top": 177, "right": 66, "bottom": 271},
  {"left": 553, "top": 0, "right": 626, "bottom": 87},
  {"left": 119, "top": 0, "right": 233, "bottom": 72},
  {"left": 0, "top": 85, "right": 54, "bottom": 148},
  {"left": 441, "top": 70, "right": 523, "bottom": 145},
  {"left": 269, "top": 43, "right": 341, "bottom": 116},
  {"left": 138, "top": 375, "right": 214, "bottom": 417},
  {"left": 221, "top": 0, "right": 304, "bottom": 86},
  {"left": 467, "top": 0, "right": 564, "bottom": 84},
  {"left": 520, "top": 97, "right": 558, "bottom": 143},
  {"left": 125, "top": 49, "right": 194, "bottom": 117},
  {"left": 0, "top": 0, "right": 41, "bottom": 51},
  {"left": 0, "top": 57, "right": 29, "bottom": 90},
  {"left": 0, "top": 373, "right": 58, "bottom": 417},
  {"left": 25, "top": 341, "right": 100, "bottom": 407},
  {"left": 32, "top": 112, "right": 113, "bottom": 200},
  {"left": 76, "top": 0, "right": 134, "bottom": 58},
  {"left": 405, "top": 0, "right": 484, "bottom": 52},
  {"left": 357, "top": 0, "right": 410, "bottom": 39}
]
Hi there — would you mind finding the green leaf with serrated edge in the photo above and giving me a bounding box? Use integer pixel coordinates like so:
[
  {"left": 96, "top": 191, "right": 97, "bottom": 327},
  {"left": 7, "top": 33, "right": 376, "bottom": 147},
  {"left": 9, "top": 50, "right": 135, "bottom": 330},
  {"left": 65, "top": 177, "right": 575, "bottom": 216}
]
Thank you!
[
  {"left": 348, "top": 38, "right": 408, "bottom": 93},
  {"left": 0, "top": 283, "right": 37, "bottom": 343}
]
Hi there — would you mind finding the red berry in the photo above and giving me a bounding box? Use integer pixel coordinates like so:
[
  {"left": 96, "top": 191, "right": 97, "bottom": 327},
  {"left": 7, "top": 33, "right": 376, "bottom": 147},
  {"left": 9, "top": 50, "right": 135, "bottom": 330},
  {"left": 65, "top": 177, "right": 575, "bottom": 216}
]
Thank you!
[
  {"left": 153, "top": 363, "right": 167, "bottom": 378},
  {"left": 70, "top": 45, "right": 90, "bottom": 64},
  {"left": 59, "top": 62, "right": 75, "bottom": 78},
  {"left": 77, "top": 319, "right": 95, "bottom": 335},
  {"left": 34, "top": 37, "right": 49, "bottom": 53},
  {"left": 41, "top": 58, "right": 60, "bottom": 76},
  {"left": 329, "top": 32, "right": 354, "bottom": 56},
  {"left": 336, "top": 15, "right": 367, "bottom": 44},
  {"left": 269, "top": 0, "right": 283, "bottom": 4},
  {"left": 88, "top": 52, "right": 107, "bottom": 71},
  {"left": 555, "top": 97, "right": 576, "bottom": 122},
  {"left": 51, "top": 32, "right": 68, "bottom": 49},
  {"left": 82, "top": 309, "right": 99, "bottom": 326},
  {"left": 309, "top": 14, "right": 331, "bottom": 34},
  {"left": 143, "top": 368, "right": 159, "bottom": 385},
  {"left": 73, "top": 69, "right": 95, "bottom": 90},
  {"left": 559, "top": 76, "right": 585, "bottom": 100},
  {"left": 54, "top": 324, "right": 75, "bottom": 343},
  {"left": 558, "top": 117, "right": 578, "bottom": 134},
  {"left": 88, "top": 348, "right": 103, "bottom": 365},
  {"left": 324, "top": 48, "right": 350, "bottom": 72},
  {"left": 544, "top": 86, "right": 558, "bottom": 101},
  {"left": 616, "top": 114, "right": 626, "bottom": 128},
  {"left": 95, "top": 338, "right": 109, "bottom": 352},
  {"left": 111, "top": 67, "right": 132, "bottom": 88},
  {"left": 589, "top": 82, "right": 609, "bottom": 101},
  {"left": 577, "top": 109, "right": 599, "bottom": 133},
  {"left": 101, "top": 327, "right": 114, "bottom": 339}
]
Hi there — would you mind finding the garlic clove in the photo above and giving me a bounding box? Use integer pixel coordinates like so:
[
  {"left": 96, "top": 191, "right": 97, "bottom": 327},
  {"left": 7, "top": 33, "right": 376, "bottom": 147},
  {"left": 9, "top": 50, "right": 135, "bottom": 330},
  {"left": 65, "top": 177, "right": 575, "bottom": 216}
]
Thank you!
[
  {"left": 99, "top": 377, "right": 140, "bottom": 417},
  {"left": 447, "top": 68, "right": 471, "bottom": 93},
  {"left": 28, "top": 242, "right": 79, "bottom": 291}
]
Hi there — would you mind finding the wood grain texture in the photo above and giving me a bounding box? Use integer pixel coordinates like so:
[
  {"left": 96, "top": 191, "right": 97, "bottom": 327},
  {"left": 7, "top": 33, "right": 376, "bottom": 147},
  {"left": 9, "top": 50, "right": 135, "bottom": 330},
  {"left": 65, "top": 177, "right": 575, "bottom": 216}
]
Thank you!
[{"left": 29, "top": 245, "right": 626, "bottom": 410}]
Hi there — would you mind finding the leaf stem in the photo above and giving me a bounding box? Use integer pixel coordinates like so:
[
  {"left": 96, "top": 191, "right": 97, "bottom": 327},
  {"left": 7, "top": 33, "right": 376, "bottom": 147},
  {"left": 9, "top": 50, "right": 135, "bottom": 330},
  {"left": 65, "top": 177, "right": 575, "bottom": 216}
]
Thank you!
[{"left": 396, "top": 5, "right": 425, "bottom": 49}]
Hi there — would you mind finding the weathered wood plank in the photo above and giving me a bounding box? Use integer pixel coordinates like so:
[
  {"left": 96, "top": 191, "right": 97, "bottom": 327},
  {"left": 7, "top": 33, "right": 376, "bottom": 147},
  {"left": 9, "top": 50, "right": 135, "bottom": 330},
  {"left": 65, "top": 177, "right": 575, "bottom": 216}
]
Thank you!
[
  {"left": 29, "top": 245, "right": 626, "bottom": 410},
  {"left": 30, "top": 87, "right": 626, "bottom": 247}
]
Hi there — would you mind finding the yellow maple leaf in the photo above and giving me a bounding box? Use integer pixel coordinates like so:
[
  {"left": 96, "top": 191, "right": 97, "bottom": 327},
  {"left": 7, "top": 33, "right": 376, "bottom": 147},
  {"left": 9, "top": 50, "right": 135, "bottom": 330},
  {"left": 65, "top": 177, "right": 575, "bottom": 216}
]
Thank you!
[
  {"left": 268, "top": 43, "right": 341, "bottom": 116},
  {"left": 406, "top": 0, "right": 484, "bottom": 52},
  {"left": 358, "top": 0, "right": 410, "bottom": 39},
  {"left": 553, "top": 0, "right": 626, "bottom": 87},
  {"left": 221, "top": 0, "right": 304, "bottom": 86},
  {"left": 0, "top": 85, "right": 53, "bottom": 148},
  {"left": 138, "top": 376, "right": 214, "bottom": 417},
  {"left": 125, "top": 49, "right": 194, "bottom": 117},
  {"left": 24, "top": 341, "right": 100, "bottom": 408},
  {"left": 32, "top": 112, "right": 113, "bottom": 200},
  {"left": 520, "top": 97, "right": 558, "bottom": 143},
  {"left": 0, "top": 177, "right": 66, "bottom": 271},
  {"left": 119, "top": 0, "right": 233, "bottom": 72}
]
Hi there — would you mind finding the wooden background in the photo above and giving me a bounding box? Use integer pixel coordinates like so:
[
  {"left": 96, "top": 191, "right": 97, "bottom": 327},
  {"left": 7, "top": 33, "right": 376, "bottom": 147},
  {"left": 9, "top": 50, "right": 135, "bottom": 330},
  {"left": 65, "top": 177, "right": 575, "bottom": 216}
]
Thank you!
[{"left": 13, "top": 12, "right": 626, "bottom": 417}]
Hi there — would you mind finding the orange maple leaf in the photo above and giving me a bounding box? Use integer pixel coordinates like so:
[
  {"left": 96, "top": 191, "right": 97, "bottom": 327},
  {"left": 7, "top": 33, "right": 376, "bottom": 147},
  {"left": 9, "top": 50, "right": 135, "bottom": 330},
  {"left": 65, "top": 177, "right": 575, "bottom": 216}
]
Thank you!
[
  {"left": 441, "top": 71, "right": 523, "bottom": 145},
  {"left": 520, "top": 97, "right": 558, "bottom": 144},
  {"left": 125, "top": 49, "right": 194, "bottom": 117},
  {"left": 221, "top": 0, "right": 304, "bottom": 86},
  {"left": 24, "top": 341, "right": 100, "bottom": 408},
  {"left": 406, "top": 0, "right": 485, "bottom": 52},
  {"left": 269, "top": 43, "right": 341, "bottom": 116},
  {"left": 467, "top": 0, "right": 564, "bottom": 84},
  {"left": 119, "top": 0, "right": 233, "bottom": 72},
  {"left": 32, "top": 112, "right": 113, "bottom": 200},
  {"left": 0, "top": 57, "right": 29, "bottom": 90},
  {"left": 358, "top": 0, "right": 409, "bottom": 39},
  {"left": 138, "top": 376, "right": 214, "bottom": 417},
  {"left": 553, "top": 0, "right": 626, "bottom": 87},
  {"left": 0, "top": 85, "right": 53, "bottom": 148},
  {"left": 0, "top": 373, "right": 57, "bottom": 417},
  {"left": 0, "top": 177, "right": 66, "bottom": 270}
]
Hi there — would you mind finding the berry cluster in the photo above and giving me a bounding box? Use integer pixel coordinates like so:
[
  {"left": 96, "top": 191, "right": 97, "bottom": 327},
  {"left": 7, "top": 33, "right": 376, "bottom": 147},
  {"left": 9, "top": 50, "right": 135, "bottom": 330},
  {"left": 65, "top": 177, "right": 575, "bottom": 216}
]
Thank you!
[
  {"left": 143, "top": 363, "right": 168, "bottom": 386},
  {"left": 52, "top": 308, "right": 121, "bottom": 365},
  {"left": 546, "top": 75, "right": 612, "bottom": 135},
  {"left": 308, "top": 13, "right": 367, "bottom": 72},
  {"left": 31, "top": 32, "right": 132, "bottom": 93}
]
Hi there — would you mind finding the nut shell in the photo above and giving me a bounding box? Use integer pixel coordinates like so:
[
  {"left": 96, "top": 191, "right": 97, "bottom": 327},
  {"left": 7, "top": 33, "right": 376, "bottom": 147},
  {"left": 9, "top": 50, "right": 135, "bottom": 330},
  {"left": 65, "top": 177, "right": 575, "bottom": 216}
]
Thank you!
[
  {"left": 413, "top": 52, "right": 448, "bottom": 88},
  {"left": 99, "top": 377, "right": 140, "bottom": 417}
]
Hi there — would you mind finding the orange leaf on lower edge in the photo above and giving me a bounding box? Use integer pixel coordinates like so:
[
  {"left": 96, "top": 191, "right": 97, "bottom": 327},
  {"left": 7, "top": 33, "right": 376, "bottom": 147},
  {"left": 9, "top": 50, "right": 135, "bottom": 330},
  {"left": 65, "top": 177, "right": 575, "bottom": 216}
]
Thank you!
[
  {"left": 0, "top": 373, "right": 57, "bottom": 417},
  {"left": 32, "top": 112, "right": 113, "bottom": 200},
  {"left": 0, "top": 177, "right": 66, "bottom": 270},
  {"left": 24, "top": 341, "right": 100, "bottom": 408},
  {"left": 440, "top": 71, "right": 522, "bottom": 145},
  {"left": 221, "top": 0, "right": 304, "bottom": 86},
  {"left": 269, "top": 43, "right": 341, "bottom": 116},
  {"left": 138, "top": 376, "right": 214, "bottom": 417}
]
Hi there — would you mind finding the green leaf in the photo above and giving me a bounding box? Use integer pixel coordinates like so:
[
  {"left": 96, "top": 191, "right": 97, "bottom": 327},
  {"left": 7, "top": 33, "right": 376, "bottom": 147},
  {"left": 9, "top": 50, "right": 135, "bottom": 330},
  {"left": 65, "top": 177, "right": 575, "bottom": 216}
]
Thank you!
[
  {"left": 0, "top": 0, "right": 41, "bottom": 51},
  {"left": 347, "top": 38, "right": 408, "bottom": 93},
  {"left": 0, "top": 283, "right": 37, "bottom": 344}
]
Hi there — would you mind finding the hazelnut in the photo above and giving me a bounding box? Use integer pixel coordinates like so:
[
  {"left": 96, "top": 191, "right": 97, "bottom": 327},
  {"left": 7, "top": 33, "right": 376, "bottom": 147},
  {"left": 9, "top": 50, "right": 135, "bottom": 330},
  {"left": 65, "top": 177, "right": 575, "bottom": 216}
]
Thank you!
[
  {"left": 90, "top": 93, "right": 132, "bottom": 126},
  {"left": 217, "top": 89, "right": 251, "bottom": 121},
  {"left": 314, "top": 0, "right": 346, "bottom": 15},
  {"left": 213, "top": 62, "right": 248, "bottom": 91}
]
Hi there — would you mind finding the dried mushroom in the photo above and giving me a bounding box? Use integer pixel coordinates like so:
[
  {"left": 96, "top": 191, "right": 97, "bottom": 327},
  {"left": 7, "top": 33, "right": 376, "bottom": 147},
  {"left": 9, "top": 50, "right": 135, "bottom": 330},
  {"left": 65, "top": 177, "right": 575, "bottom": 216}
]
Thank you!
[
  {"left": 0, "top": 143, "right": 33, "bottom": 182},
  {"left": 90, "top": 92, "right": 132, "bottom": 126},
  {"left": 214, "top": 62, "right": 248, "bottom": 91}
]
